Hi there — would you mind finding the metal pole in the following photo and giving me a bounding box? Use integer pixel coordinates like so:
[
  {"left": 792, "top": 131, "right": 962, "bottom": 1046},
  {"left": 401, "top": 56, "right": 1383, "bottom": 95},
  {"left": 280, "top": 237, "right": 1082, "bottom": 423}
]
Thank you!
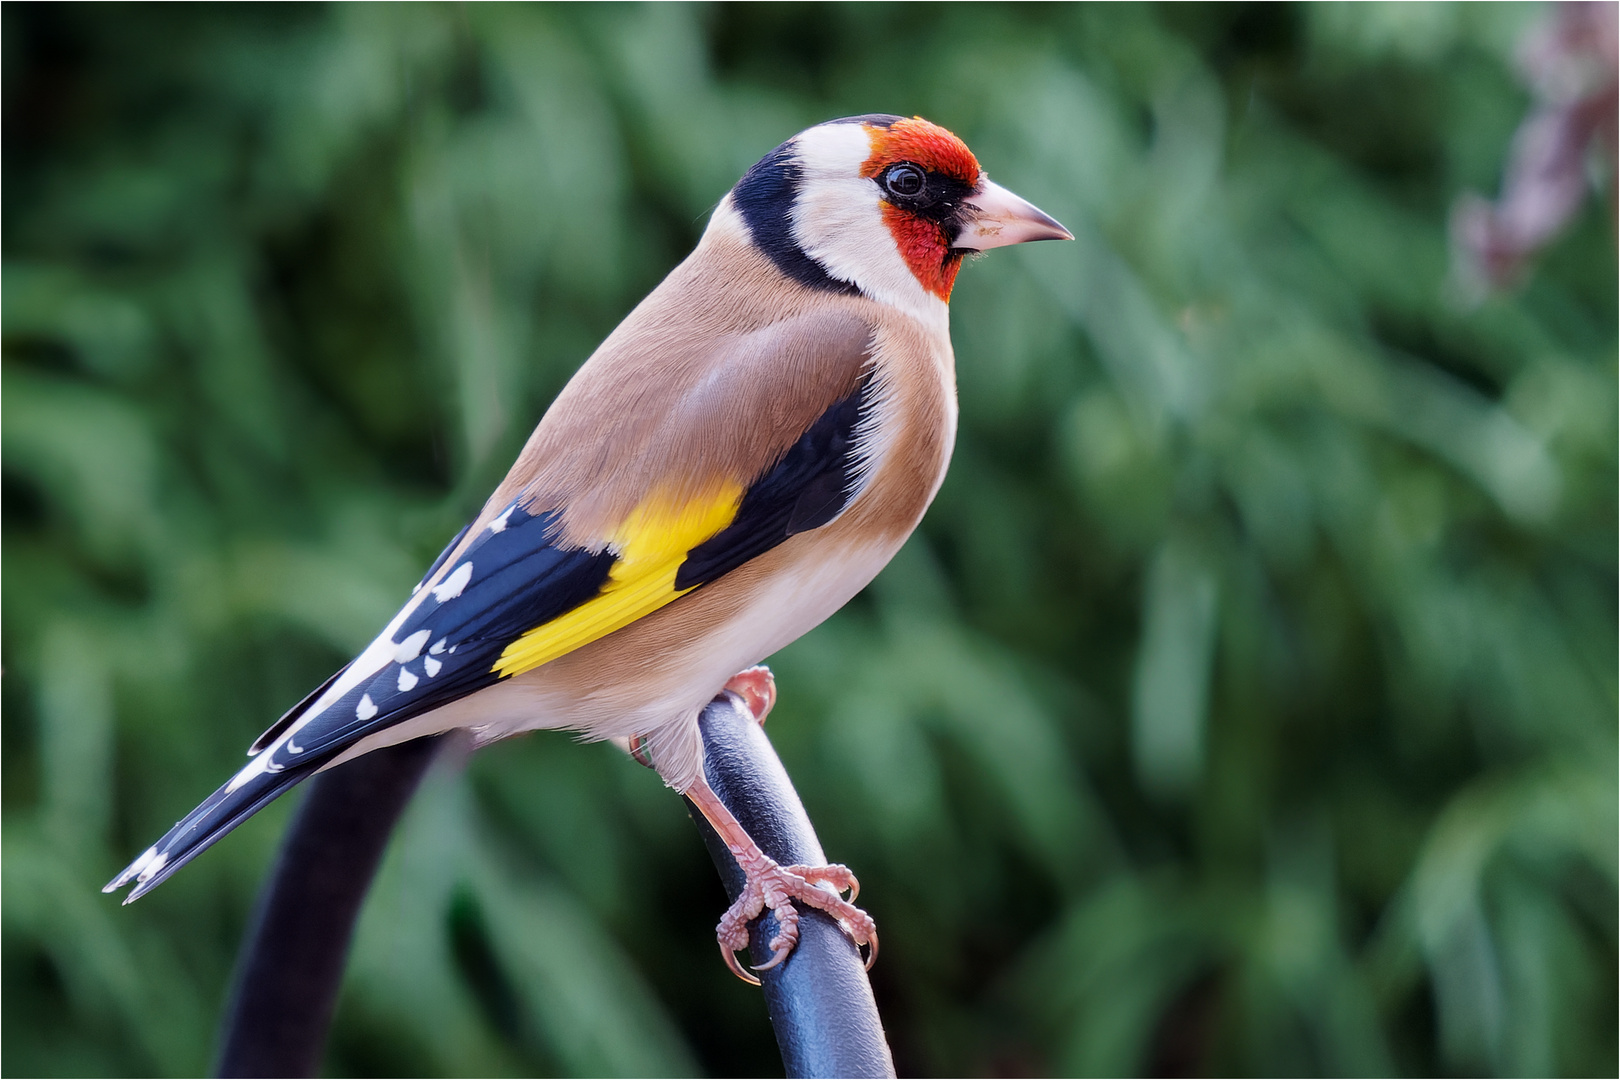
[
  {"left": 215, "top": 736, "right": 443, "bottom": 1078},
  {"left": 686, "top": 693, "right": 896, "bottom": 1079}
]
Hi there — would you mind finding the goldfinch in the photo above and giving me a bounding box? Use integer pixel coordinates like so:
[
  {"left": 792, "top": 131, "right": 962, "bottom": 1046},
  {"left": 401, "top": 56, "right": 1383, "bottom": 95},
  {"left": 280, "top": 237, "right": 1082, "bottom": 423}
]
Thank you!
[{"left": 105, "top": 114, "right": 1071, "bottom": 980}]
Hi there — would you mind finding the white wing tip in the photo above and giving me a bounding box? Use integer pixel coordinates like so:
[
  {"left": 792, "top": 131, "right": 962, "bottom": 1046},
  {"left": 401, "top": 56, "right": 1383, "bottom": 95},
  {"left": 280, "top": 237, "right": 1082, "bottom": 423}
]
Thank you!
[{"left": 104, "top": 846, "right": 159, "bottom": 893}]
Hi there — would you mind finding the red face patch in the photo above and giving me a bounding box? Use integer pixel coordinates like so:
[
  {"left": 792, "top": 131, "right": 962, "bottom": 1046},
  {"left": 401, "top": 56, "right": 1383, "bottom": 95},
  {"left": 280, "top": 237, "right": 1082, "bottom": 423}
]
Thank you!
[{"left": 861, "top": 117, "right": 983, "bottom": 302}]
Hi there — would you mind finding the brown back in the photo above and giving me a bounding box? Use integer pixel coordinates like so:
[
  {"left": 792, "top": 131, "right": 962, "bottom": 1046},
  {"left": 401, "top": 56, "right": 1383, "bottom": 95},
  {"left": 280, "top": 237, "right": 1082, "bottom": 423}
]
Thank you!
[{"left": 488, "top": 221, "right": 881, "bottom": 547}]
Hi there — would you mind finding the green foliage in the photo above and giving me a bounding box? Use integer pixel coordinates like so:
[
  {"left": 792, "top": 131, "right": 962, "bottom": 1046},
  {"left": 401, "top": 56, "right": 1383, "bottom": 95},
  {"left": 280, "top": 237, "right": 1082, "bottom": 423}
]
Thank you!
[{"left": 4, "top": 3, "right": 1613, "bottom": 1076}]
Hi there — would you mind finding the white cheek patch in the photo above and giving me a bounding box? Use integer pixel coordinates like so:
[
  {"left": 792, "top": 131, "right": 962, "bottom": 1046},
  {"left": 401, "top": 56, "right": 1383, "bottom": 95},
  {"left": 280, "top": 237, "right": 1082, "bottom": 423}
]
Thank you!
[{"left": 789, "top": 124, "right": 949, "bottom": 333}]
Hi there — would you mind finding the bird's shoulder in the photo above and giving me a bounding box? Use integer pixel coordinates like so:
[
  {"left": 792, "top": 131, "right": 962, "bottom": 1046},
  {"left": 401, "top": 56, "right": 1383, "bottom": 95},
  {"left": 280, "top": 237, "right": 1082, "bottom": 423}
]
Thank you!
[{"left": 496, "top": 236, "right": 892, "bottom": 546}]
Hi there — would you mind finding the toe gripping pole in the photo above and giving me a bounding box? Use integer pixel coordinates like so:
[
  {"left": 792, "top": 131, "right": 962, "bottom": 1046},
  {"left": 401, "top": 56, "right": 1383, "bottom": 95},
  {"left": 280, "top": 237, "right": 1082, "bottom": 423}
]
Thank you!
[{"left": 215, "top": 694, "right": 894, "bottom": 1078}]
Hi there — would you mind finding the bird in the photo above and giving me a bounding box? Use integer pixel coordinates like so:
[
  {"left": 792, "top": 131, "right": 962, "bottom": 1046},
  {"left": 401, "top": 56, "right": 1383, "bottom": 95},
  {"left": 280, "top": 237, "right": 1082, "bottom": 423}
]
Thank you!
[{"left": 104, "top": 113, "right": 1071, "bottom": 982}]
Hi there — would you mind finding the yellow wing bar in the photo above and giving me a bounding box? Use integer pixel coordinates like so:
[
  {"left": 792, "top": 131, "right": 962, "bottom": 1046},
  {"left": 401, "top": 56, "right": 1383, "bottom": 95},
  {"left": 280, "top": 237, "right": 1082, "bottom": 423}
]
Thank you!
[{"left": 491, "top": 482, "right": 744, "bottom": 679}]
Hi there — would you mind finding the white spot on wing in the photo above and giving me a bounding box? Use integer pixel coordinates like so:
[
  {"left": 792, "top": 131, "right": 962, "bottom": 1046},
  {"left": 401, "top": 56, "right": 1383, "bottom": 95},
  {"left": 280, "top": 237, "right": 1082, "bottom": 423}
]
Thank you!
[
  {"left": 289, "top": 595, "right": 425, "bottom": 740},
  {"left": 432, "top": 562, "right": 472, "bottom": 602},
  {"left": 137, "top": 853, "right": 169, "bottom": 883},
  {"left": 424, "top": 656, "right": 442, "bottom": 677},
  {"left": 357, "top": 694, "right": 378, "bottom": 720},
  {"left": 430, "top": 638, "right": 446, "bottom": 655},
  {"left": 489, "top": 505, "right": 515, "bottom": 533},
  {"left": 394, "top": 629, "right": 432, "bottom": 663},
  {"left": 398, "top": 667, "right": 419, "bottom": 692}
]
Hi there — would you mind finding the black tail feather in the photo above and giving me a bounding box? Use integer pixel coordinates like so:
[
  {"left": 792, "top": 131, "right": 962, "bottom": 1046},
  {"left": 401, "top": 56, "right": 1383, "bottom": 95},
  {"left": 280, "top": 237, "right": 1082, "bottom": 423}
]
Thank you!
[{"left": 104, "top": 754, "right": 332, "bottom": 902}]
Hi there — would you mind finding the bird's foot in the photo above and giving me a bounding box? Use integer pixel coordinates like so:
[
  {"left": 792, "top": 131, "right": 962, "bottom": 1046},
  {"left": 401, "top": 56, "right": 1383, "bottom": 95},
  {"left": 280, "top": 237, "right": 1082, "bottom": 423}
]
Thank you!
[
  {"left": 686, "top": 773, "right": 876, "bottom": 985},
  {"left": 715, "top": 852, "right": 877, "bottom": 984},
  {"left": 723, "top": 665, "right": 775, "bottom": 725}
]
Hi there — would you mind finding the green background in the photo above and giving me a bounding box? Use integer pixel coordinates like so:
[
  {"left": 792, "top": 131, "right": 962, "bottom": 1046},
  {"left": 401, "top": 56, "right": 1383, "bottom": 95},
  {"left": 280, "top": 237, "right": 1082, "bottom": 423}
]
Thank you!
[{"left": 4, "top": 3, "right": 1614, "bottom": 1076}]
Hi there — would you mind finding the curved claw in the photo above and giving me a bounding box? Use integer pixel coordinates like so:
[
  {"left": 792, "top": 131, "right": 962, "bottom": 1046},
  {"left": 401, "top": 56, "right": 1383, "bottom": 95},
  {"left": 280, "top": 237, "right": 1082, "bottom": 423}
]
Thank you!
[
  {"left": 862, "top": 926, "right": 879, "bottom": 971},
  {"left": 752, "top": 945, "right": 792, "bottom": 973},
  {"left": 844, "top": 873, "right": 860, "bottom": 903},
  {"left": 722, "top": 942, "right": 762, "bottom": 985}
]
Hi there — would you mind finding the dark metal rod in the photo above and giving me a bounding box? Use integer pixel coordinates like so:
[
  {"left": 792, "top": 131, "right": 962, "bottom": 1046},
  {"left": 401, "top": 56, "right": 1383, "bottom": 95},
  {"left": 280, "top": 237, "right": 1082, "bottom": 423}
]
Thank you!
[
  {"left": 214, "top": 736, "right": 443, "bottom": 1078},
  {"left": 215, "top": 696, "right": 895, "bottom": 1078},
  {"left": 686, "top": 695, "right": 896, "bottom": 1079}
]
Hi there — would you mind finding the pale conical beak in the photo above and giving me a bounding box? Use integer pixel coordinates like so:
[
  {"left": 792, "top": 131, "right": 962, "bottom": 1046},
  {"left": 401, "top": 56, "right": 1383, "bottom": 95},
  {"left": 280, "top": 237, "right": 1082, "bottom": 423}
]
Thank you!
[{"left": 952, "top": 178, "right": 1073, "bottom": 251}]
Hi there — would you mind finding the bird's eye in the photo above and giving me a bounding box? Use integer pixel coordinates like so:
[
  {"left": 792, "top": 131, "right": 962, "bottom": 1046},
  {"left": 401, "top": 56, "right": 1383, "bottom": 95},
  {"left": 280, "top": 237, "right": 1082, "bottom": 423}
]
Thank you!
[{"left": 881, "top": 164, "right": 926, "bottom": 199}]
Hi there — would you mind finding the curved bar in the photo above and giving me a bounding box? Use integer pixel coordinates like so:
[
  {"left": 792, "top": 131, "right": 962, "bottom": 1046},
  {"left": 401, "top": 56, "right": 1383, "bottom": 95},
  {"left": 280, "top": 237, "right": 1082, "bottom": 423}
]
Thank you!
[
  {"left": 686, "top": 694, "right": 896, "bottom": 1079},
  {"left": 214, "top": 736, "right": 443, "bottom": 1078}
]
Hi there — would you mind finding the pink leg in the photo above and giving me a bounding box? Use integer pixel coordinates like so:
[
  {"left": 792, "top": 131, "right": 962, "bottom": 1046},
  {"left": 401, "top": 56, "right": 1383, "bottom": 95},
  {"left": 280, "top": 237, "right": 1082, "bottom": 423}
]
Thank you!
[
  {"left": 686, "top": 776, "right": 878, "bottom": 984},
  {"left": 724, "top": 665, "right": 776, "bottom": 726}
]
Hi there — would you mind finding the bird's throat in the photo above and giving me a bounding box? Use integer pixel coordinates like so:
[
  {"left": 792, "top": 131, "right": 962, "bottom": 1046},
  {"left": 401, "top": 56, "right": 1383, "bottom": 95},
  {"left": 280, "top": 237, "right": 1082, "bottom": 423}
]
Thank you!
[{"left": 882, "top": 204, "right": 962, "bottom": 302}]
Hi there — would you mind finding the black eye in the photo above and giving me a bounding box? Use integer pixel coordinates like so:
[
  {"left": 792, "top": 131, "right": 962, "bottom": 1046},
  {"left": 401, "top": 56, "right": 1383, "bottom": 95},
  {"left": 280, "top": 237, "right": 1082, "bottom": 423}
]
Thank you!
[{"left": 882, "top": 164, "right": 926, "bottom": 199}]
